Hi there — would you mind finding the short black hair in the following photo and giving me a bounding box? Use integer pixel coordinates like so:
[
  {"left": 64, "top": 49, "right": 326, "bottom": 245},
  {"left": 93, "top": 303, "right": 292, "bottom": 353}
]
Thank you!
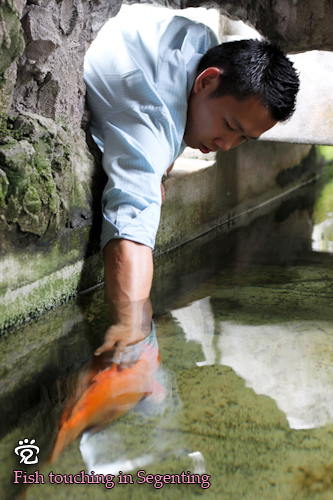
[{"left": 197, "top": 39, "right": 300, "bottom": 122}]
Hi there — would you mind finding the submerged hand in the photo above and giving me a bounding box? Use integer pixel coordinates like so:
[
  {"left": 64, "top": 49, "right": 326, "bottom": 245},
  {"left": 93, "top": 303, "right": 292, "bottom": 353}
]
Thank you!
[{"left": 94, "top": 323, "right": 149, "bottom": 364}]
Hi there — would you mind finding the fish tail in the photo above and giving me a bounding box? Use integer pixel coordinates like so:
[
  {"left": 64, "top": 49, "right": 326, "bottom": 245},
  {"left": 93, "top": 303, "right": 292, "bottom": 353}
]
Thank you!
[{"left": 49, "top": 420, "right": 81, "bottom": 464}]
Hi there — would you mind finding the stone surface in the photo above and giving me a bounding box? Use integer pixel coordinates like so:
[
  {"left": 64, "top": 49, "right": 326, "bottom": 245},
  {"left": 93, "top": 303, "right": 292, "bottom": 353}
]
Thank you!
[
  {"left": 0, "top": 0, "right": 120, "bottom": 331},
  {"left": 10, "top": 0, "right": 121, "bottom": 130},
  {"left": 0, "top": 113, "right": 97, "bottom": 240},
  {"left": 261, "top": 51, "right": 333, "bottom": 146},
  {"left": 132, "top": 0, "right": 333, "bottom": 53},
  {"left": 156, "top": 142, "right": 314, "bottom": 255},
  {"left": 0, "top": 0, "right": 24, "bottom": 87}
]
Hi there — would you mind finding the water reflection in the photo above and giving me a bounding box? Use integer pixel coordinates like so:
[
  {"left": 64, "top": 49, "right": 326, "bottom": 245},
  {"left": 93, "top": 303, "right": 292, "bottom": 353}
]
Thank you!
[
  {"left": 218, "top": 320, "right": 333, "bottom": 430},
  {"left": 171, "top": 298, "right": 216, "bottom": 367},
  {"left": 312, "top": 212, "right": 333, "bottom": 252},
  {"left": 171, "top": 289, "right": 333, "bottom": 431},
  {"left": 312, "top": 173, "right": 333, "bottom": 253}
]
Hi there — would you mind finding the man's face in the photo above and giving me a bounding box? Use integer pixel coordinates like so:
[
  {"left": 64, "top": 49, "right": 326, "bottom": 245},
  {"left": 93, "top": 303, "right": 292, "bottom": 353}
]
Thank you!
[{"left": 184, "top": 67, "right": 277, "bottom": 154}]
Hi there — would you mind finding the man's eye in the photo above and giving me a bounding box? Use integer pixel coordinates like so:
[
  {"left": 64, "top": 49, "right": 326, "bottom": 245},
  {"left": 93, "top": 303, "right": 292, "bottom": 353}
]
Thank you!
[{"left": 225, "top": 121, "right": 234, "bottom": 131}]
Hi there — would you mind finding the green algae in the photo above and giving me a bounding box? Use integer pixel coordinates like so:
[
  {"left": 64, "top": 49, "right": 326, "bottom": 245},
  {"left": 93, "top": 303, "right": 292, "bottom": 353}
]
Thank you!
[
  {"left": 316, "top": 146, "right": 333, "bottom": 164},
  {"left": 0, "top": 111, "right": 103, "bottom": 333},
  {"left": 2, "top": 166, "right": 333, "bottom": 500}
]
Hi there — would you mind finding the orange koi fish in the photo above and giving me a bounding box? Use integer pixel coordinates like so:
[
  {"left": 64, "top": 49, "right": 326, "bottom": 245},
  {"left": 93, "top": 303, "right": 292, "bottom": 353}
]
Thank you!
[{"left": 50, "top": 343, "right": 161, "bottom": 464}]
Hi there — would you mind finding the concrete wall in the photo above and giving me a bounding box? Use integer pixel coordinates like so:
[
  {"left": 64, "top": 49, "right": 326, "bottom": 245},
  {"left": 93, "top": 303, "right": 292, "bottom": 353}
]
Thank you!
[
  {"left": 133, "top": 0, "right": 333, "bottom": 53},
  {"left": 0, "top": 140, "right": 324, "bottom": 332}
]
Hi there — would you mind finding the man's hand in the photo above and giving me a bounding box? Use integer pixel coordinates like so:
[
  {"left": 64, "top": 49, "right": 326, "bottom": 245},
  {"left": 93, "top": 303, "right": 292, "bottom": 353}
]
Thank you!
[
  {"left": 95, "top": 239, "right": 154, "bottom": 361},
  {"left": 95, "top": 297, "right": 153, "bottom": 362},
  {"left": 161, "top": 182, "right": 165, "bottom": 203}
]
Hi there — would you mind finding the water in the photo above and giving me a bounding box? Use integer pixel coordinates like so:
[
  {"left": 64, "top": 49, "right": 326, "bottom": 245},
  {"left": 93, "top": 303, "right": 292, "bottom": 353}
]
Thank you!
[{"left": 2, "top": 173, "right": 333, "bottom": 500}]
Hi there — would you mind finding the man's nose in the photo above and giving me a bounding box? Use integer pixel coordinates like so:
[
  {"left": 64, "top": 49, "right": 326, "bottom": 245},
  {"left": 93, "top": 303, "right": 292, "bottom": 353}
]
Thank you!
[{"left": 214, "top": 136, "right": 235, "bottom": 152}]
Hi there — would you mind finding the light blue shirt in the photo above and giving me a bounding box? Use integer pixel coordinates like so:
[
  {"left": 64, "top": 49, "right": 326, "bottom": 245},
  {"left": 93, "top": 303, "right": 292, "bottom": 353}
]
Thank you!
[{"left": 84, "top": 14, "right": 219, "bottom": 251}]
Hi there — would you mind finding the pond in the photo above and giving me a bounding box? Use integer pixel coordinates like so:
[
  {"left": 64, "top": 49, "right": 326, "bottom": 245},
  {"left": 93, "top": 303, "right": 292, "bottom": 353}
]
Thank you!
[{"left": 1, "top": 169, "right": 333, "bottom": 500}]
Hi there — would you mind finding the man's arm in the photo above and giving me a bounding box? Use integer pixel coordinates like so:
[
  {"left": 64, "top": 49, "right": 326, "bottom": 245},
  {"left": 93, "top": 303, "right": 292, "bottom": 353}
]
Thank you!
[
  {"left": 94, "top": 238, "right": 153, "bottom": 361},
  {"left": 95, "top": 163, "right": 175, "bottom": 360}
]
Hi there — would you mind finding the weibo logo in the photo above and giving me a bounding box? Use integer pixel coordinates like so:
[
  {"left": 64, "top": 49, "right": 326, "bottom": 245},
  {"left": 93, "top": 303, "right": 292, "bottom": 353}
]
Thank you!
[{"left": 14, "top": 439, "right": 40, "bottom": 465}]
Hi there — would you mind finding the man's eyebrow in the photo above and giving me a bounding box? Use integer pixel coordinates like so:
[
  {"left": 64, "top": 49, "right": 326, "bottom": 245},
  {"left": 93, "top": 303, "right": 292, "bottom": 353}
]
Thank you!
[{"left": 234, "top": 118, "right": 259, "bottom": 140}]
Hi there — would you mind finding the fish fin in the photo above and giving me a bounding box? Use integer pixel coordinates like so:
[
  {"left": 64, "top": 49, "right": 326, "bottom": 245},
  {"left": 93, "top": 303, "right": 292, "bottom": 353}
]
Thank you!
[
  {"left": 58, "top": 405, "right": 73, "bottom": 427},
  {"left": 146, "top": 379, "right": 166, "bottom": 404},
  {"left": 58, "top": 362, "right": 104, "bottom": 427},
  {"left": 91, "top": 363, "right": 118, "bottom": 382},
  {"left": 49, "top": 419, "right": 83, "bottom": 465}
]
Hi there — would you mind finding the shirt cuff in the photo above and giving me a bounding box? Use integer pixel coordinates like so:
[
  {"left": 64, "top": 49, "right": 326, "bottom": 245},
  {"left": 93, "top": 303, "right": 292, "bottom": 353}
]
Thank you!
[{"left": 100, "top": 201, "right": 161, "bottom": 252}]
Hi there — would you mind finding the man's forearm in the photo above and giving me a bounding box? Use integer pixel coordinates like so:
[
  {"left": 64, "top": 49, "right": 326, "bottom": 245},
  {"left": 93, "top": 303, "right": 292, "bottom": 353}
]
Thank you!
[
  {"left": 95, "top": 239, "right": 153, "bottom": 356},
  {"left": 103, "top": 238, "right": 153, "bottom": 303}
]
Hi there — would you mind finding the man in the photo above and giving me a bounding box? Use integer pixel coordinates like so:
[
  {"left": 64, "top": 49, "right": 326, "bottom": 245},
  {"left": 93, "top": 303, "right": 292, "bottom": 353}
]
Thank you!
[{"left": 84, "top": 11, "right": 299, "bottom": 361}]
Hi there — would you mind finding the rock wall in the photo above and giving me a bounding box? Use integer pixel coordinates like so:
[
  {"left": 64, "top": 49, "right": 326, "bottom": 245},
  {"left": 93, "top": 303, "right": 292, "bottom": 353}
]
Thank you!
[
  {"left": 136, "top": 0, "right": 333, "bottom": 53},
  {"left": 2, "top": 0, "right": 121, "bottom": 127},
  {"left": 0, "top": 0, "right": 121, "bottom": 331},
  {"left": 0, "top": 0, "right": 120, "bottom": 245}
]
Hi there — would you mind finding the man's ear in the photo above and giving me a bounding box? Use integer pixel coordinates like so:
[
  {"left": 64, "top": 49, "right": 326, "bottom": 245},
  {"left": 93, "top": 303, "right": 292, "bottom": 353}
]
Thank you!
[{"left": 193, "top": 67, "right": 222, "bottom": 95}]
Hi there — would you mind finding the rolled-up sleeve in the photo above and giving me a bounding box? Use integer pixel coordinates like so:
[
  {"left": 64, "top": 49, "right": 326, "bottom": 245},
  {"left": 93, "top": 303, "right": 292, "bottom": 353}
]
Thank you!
[
  {"left": 100, "top": 103, "right": 178, "bottom": 250},
  {"left": 84, "top": 59, "right": 181, "bottom": 251}
]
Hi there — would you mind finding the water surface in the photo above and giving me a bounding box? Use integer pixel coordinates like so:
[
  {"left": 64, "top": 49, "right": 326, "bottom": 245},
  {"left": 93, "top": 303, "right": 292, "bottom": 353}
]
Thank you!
[{"left": 2, "top": 176, "right": 333, "bottom": 500}]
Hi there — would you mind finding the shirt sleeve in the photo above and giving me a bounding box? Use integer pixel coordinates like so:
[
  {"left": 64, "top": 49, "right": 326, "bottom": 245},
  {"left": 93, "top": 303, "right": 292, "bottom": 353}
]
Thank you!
[{"left": 99, "top": 99, "right": 178, "bottom": 251}]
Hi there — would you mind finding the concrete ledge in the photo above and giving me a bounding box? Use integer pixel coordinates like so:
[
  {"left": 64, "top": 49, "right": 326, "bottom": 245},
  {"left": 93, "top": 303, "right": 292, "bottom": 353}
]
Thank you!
[
  {"left": 155, "top": 142, "right": 314, "bottom": 255},
  {"left": 0, "top": 141, "right": 324, "bottom": 332}
]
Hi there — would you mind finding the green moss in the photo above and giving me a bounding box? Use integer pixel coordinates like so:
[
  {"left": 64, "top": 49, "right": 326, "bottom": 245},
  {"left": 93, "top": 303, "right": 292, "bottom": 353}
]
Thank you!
[
  {"left": 0, "top": 112, "right": 100, "bottom": 329},
  {"left": 0, "top": 1, "right": 24, "bottom": 88},
  {"left": 6, "top": 194, "right": 20, "bottom": 221},
  {"left": 7, "top": 115, "right": 38, "bottom": 142},
  {"left": 316, "top": 146, "right": 333, "bottom": 163},
  {"left": 0, "top": 140, "right": 35, "bottom": 172},
  {"left": 313, "top": 178, "right": 333, "bottom": 225},
  {"left": 23, "top": 185, "right": 42, "bottom": 214},
  {"left": 0, "top": 116, "right": 72, "bottom": 234},
  {"left": 0, "top": 168, "right": 9, "bottom": 206},
  {"left": 0, "top": 114, "right": 8, "bottom": 139}
]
